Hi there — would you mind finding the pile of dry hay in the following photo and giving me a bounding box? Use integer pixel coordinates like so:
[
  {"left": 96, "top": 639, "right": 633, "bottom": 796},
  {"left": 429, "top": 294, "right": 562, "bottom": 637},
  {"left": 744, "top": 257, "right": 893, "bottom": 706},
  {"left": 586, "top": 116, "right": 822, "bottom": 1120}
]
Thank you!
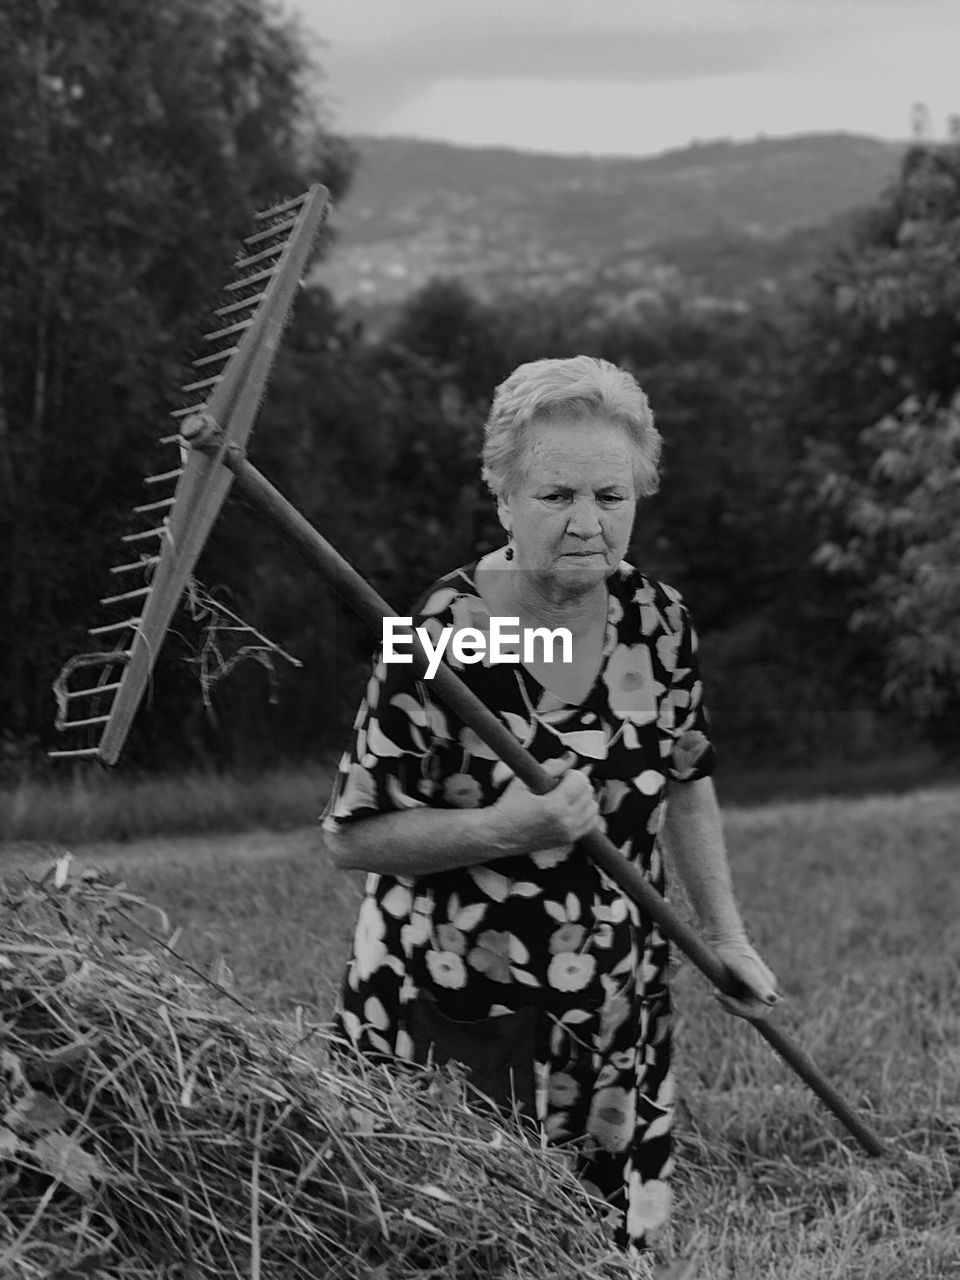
[{"left": 0, "top": 865, "right": 649, "bottom": 1279}]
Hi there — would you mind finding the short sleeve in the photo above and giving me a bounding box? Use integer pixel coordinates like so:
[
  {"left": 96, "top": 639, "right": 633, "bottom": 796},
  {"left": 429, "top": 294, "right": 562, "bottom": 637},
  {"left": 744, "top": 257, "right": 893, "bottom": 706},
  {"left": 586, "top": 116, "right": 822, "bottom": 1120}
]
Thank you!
[
  {"left": 660, "top": 593, "right": 715, "bottom": 784},
  {"left": 320, "top": 648, "right": 452, "bottom": 835}
]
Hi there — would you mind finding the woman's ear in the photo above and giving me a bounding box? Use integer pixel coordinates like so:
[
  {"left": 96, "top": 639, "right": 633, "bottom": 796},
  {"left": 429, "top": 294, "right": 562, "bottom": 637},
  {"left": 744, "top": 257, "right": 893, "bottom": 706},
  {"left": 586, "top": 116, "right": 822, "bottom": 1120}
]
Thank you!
[{"left": 496, "top": 492, "right": 512, "bottom": 535}]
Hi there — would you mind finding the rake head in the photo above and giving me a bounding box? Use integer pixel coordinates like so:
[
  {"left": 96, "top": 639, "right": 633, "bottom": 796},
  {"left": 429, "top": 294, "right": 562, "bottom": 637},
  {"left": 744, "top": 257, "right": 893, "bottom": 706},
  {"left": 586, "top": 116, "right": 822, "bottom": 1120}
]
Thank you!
[{"left": 50, "top": 185, "right": 330, "bottom": 765}]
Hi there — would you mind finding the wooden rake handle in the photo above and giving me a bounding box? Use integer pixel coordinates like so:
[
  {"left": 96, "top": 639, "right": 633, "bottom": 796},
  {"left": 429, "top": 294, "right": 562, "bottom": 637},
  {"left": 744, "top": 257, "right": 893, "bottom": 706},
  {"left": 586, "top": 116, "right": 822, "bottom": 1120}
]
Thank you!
[{"left": 216, "top": 441, "right": 886, "bottom": 1159}]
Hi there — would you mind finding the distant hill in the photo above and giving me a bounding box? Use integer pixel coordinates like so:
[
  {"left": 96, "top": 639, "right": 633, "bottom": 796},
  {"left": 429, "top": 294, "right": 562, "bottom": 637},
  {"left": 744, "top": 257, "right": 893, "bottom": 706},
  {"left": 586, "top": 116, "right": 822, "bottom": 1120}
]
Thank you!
[{"left": 316, "top": 132, "right": 906, "bottom": 308}]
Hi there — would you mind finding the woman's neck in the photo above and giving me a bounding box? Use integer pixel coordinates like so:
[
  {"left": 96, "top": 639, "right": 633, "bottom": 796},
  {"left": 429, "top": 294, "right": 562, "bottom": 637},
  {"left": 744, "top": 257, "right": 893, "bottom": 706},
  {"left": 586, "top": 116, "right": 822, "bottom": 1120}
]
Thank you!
[
  {"left": 512, "top": 575, "right": 606, "bottom": 638},
  {"left": 476, "top": 551, "right": 607, "bottom": 639}
]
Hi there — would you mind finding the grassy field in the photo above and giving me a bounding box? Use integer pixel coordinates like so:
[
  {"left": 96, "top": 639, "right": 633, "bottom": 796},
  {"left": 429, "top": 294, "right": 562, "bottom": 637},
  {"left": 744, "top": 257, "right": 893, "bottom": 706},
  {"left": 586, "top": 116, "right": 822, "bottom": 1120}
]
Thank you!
[
  {"left": 1, "top": 748, "right": 954, "bottom": 845},
  {"left": 0, "top": 763, "right": 335, "bottom": 845},
  {"left": 3, "top": 786, "right": 959, "bottom": 1277}
]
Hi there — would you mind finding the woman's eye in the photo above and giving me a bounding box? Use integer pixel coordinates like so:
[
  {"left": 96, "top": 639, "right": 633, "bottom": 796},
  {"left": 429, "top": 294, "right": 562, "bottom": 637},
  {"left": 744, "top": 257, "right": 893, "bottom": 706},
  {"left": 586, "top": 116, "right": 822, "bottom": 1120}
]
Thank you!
[{"left": 539, "top": 491, "right": 627, "bottom": 506}]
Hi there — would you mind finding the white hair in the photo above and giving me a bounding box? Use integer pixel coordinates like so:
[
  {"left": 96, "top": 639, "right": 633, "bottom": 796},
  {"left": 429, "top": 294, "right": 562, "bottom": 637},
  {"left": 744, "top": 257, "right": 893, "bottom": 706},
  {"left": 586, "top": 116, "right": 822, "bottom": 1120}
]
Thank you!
[{"left": 481, "top": 355, "right": 661, "bottom": 498}]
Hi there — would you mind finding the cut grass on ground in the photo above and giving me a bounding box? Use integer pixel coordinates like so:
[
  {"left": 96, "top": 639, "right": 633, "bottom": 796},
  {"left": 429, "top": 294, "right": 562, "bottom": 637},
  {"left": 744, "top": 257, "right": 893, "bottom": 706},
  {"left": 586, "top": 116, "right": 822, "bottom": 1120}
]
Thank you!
[{"left": 3, "top": 786, "right": 959, "bottom": 1277}]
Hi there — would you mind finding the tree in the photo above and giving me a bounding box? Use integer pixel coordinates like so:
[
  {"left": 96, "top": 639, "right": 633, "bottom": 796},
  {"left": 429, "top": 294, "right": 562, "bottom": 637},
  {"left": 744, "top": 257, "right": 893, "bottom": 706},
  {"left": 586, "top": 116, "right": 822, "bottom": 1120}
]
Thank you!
[
  {"left": 794, "top": 142, "right": 960, "bottom": 471},
  {"left": 800, "top": 140, "right": 960, "bottom": 748},
  {"left": 387, "top": 277, "right": 512, "bottom": 404},
  {"left": 815, "top": 393, "right": 960, "bottom": 744},
  {"left": 0, "top": 0, "right": 352, "bottom": 764}
]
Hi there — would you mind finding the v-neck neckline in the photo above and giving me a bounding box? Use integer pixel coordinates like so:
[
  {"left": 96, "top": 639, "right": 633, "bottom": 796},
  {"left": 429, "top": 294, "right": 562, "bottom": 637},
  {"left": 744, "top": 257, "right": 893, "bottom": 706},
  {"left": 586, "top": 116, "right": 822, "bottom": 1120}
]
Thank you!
[{"left": 454, "top": 558, "right": 618, "bottom": 710}]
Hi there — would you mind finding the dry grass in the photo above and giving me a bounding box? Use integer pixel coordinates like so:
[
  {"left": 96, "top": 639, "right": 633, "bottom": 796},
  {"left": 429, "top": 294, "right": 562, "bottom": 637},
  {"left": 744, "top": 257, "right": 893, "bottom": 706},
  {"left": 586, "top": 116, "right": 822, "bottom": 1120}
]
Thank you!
[
  {"left": 0, "top": 870, "right": 648, "bottom": 1279},
  {"left": 3, "top": 785, "right": 959, "bottom": 1277},
  {"left": 1, "top": 829, "right": 359, "bottom": 1016}
]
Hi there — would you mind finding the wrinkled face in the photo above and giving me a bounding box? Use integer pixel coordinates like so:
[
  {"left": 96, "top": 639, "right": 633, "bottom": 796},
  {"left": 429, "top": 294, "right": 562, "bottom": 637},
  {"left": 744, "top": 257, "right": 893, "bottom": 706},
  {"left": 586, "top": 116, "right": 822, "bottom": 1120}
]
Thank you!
[{"left": 498, "top": 416, "right": 637, "bottom": 597}]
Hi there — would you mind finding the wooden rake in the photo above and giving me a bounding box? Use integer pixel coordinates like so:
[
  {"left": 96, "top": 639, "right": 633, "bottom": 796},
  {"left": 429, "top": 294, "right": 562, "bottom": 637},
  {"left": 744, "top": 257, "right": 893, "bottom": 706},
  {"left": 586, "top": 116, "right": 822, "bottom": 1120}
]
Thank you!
[
  {"left": 51, "top": 184, "right": 331, "bottom": 763},
  {"left": 51, "top": 187, "right": 886, "bottom": 1159}
]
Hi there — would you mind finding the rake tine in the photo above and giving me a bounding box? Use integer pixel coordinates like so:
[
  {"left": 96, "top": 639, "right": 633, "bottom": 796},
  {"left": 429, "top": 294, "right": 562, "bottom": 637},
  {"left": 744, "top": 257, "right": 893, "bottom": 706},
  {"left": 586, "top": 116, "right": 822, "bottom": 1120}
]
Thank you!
[
  {"left": 100, "top": 586, "right": 151, "bottom": 606},
  {"left": 244, "top": 215, "right": 299, "bottom": 247},
  {"left": 203, "top": 318, "right": 254, "bottom": 343},
  {"left": 253, "top": 193, "right": 306, "bottom": 221},
  {"left": 88, "top": 620, "right": 137, "bottom": 637},
  {"left": 111, "top": 557, "right": 160, "bottom": 575},
  {"left": 63, "top": 682, "right": 123, "bottom": 699},
  {"left": 121, "top": 525, "right": 167, "bottom": 544},
  {"left": 233, "top": 241, "right": 286, "bottom": 271},
  {"left": 223, "top": 265, "right": 278, "bottom": 292},
  {"left": 133, "top": 497, "right": 176, "bottom": 515},
  {"left": 181, "top": 374, "right": 221, "bottom": 394},
  {"left": 214, "top": 291, "right": 268, "bottom": 319},
  {"left": 192, "top": 347, "right": 239, "bottom": 369}
]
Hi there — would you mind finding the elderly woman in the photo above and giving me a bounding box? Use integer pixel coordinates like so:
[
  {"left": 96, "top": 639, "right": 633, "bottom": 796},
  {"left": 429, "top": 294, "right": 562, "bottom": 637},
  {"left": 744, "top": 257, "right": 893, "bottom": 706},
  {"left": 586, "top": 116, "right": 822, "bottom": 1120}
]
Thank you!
[{"left": 321, "top": 355, "right": 778, "bottom": 1263}]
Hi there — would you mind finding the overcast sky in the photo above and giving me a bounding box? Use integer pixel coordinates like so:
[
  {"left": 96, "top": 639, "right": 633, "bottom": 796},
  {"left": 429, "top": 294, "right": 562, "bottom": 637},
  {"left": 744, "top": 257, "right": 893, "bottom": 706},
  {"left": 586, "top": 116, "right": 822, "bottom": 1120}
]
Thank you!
[{"left": 287, "top": 0, "right": 960, "bottom": 156}]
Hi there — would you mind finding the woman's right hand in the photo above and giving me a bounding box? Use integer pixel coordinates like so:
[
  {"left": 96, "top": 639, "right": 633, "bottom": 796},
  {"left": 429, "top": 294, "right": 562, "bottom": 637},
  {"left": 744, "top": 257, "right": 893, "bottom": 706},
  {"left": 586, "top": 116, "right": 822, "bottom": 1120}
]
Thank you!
[{"left": 488, "top": 754, "right": 600, "bottom": 857}]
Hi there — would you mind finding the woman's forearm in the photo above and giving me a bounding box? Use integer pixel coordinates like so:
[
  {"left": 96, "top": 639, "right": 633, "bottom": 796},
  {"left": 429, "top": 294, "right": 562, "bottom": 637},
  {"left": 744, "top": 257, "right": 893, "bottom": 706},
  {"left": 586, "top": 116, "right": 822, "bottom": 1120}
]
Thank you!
[
  {"left": 323, "top": 805, "right": 514, "bottom": 876},
  {"left": 323, "top": 763, "right": 599, "bottom": 877},
  {"left": 660, "top": 776, "right": 747, "bottom": 942}
]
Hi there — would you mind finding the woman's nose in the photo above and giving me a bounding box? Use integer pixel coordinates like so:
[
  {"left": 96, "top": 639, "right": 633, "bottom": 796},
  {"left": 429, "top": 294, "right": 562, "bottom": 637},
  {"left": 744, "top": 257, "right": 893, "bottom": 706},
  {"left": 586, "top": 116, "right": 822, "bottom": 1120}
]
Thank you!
[{"left": 566, "top": 498, "right": 603, "bottom": 536}]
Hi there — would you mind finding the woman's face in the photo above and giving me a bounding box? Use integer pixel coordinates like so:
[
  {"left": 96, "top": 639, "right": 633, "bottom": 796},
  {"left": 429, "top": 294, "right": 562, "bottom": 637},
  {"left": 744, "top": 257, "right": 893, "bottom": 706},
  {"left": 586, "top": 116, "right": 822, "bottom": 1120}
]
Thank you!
[{"left": 498, "top": 416, "right": 637, "bottom": 597}]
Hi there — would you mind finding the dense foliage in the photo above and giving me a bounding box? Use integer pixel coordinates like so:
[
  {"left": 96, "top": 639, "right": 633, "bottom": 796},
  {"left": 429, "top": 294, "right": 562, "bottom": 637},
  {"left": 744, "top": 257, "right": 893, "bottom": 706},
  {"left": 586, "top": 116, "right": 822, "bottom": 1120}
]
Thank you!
[
  {"left": 803, "top": 143, "right": 960, "bottom": 746},
  {"left": 1, "top": 1, "right": 957, "bottom": 773},
  {"left": 0, "top": 0, "right": 352, "bottom": 769}
]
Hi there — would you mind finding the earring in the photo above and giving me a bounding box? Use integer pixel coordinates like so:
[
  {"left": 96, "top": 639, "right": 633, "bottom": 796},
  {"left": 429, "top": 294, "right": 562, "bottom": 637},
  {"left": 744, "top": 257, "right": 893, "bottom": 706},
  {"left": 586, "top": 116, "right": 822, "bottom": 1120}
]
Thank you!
[{"left": 504, "top": 538, "right": 515, "bottom": 561}]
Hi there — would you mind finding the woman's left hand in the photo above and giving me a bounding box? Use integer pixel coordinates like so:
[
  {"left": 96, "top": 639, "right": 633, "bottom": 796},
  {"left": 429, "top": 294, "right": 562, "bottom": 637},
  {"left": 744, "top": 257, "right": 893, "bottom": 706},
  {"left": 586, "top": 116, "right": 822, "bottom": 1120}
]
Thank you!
[{"left": 707, "top": 935, "right": 781, "bottom": 1021}]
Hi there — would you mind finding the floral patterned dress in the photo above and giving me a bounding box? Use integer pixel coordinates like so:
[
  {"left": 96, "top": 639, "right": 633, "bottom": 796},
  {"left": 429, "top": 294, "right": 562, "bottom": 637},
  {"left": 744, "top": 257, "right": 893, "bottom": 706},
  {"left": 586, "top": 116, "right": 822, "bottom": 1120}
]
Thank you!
[{"left": 321, "top": 559, "right": 714, "bottom": 1255}]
